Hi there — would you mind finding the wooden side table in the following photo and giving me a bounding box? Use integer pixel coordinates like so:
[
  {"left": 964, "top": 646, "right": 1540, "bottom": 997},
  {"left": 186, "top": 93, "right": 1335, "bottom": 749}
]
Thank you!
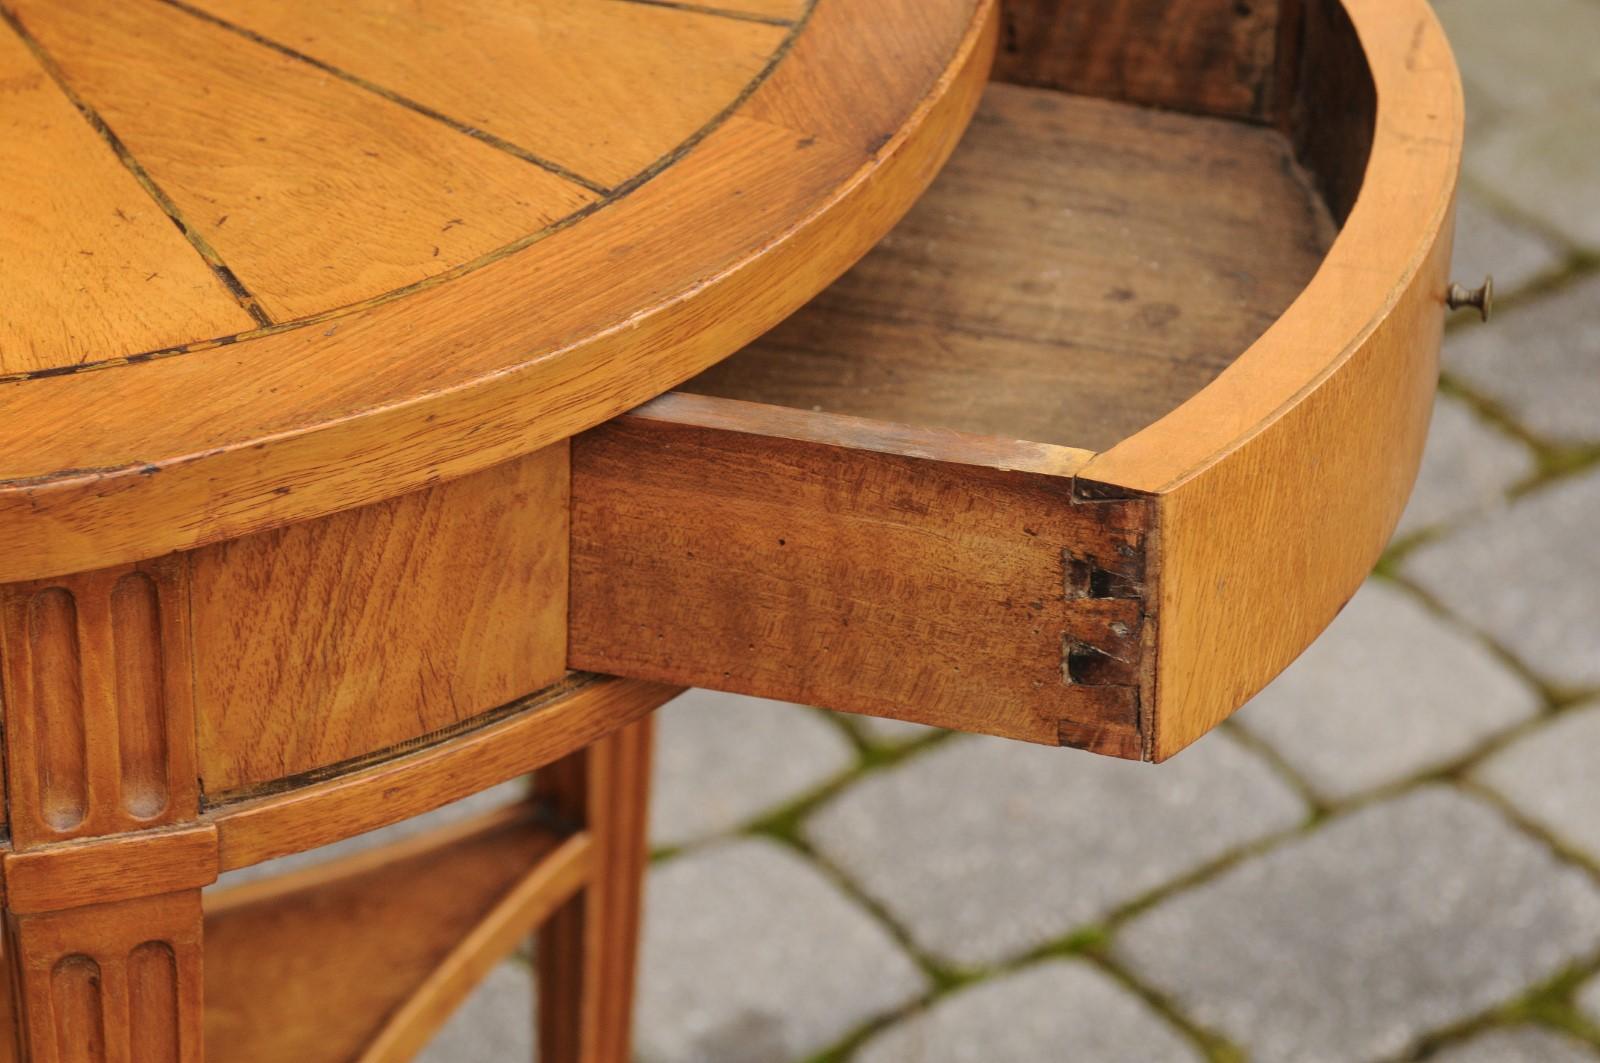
[{"left": 0, "top": 0, "right": 1464, "bottom": 1058}]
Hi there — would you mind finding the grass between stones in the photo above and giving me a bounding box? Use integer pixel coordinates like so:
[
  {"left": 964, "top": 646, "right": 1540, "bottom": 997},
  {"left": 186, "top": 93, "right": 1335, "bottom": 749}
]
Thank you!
[{"left": 642, "top": 337, "right": 1600, "bottom": 1057}]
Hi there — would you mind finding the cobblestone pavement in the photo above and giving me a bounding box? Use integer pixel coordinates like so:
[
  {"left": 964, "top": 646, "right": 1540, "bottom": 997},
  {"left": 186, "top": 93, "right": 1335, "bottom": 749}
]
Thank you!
[{"left": 415, "top": 1, "right": 1600, "bottom": 1058}]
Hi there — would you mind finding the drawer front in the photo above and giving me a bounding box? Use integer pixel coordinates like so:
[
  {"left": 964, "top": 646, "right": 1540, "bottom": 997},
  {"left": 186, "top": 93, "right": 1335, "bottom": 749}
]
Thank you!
[
  {"left": 569, "top": 0, "right": 1461, "bottom": 763},
  {"left": 571, "top": 398, "right": 1153, "bottom": 760}
]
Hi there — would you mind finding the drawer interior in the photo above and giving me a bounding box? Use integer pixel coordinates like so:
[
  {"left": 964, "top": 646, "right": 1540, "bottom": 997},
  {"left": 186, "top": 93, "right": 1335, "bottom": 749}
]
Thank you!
[
  {"left": 679, "top": 0, "right": 1372, "bottom": 453},
  {"left": 572, "top": 0, "right": 1400, "bottom": 761}
]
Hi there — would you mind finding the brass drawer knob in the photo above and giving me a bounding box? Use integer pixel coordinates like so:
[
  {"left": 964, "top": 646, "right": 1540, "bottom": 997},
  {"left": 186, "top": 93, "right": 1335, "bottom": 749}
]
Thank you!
[{"left": 1447, "top": 275, "right": 1494, "bottom": 322}]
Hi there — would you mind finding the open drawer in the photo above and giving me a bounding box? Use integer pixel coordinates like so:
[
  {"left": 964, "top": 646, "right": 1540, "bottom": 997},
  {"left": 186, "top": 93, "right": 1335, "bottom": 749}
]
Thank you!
[{"left": 570, "top": 0, "right": 1464, "bottom": 762}]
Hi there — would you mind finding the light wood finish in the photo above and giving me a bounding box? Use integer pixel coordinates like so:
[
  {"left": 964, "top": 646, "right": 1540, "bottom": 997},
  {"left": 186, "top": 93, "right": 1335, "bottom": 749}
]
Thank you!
[
  {"left": 190, "top": 444, "right": 569, "bottom": 796},
  {"left": 574, "top": 0, "right": 1463, "bottom": 760},
  {"left": 686, "top": 0, "right": 808, "bottom": 19},
  {"left": 6, "top": 890, "right": 205, "bottom": 1063},
  {"left": 0, "top": 25, "right": 254, "bottom": 376},
  {"left": 0, "top": 942, "right": 15, "bottom": 1063},
  {"left": 688, "top": 83, "right": 1333, "bottom": 450},
  {"left": 183, "top": 0, "right": 791, "bottom": 188},
  {"left": 1079, "top": 0, "right": 1461, "bottom": 757},
  {"left": 0, "top": 0, "right": 993, "bottom": 583},
  {"left": 0, "top": 1, "right": 1464, "bottom": 1057},
  {"left": 992, "top": 0, "right": 1280, "bottom": 119},
  {"left": 203, "top": 806, "right": 574, "bottom": 1063},
  {"left": 537, "top": 717, "right": 655, "bottom": 1063},
  {"left": 572, "top": 395, "right": 1148, "bottom": 755},
  {"left": 362, "top": 832, "right": 592, "bottom": 1063},
  {"left": 2, "top": 826, "right": 218, "bottom": 915},
  {"left": 209, "top": 675, "right": 679, "bottom": 872},
  {"left": 6, "top": 0, "right": 596, "bottom": 323},
  {"left": 0, "top": 557, "right": 199, "bottom": 849}
]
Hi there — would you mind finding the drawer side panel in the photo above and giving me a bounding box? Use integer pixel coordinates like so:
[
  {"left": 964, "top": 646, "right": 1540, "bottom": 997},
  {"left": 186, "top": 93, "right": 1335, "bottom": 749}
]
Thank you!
[{"left": 571, "top": 414, "right": 1153, "bottom": 758}]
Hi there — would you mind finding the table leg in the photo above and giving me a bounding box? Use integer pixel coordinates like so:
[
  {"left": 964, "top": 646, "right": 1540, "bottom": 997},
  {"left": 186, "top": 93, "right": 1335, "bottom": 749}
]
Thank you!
[
  {"left": 535, "top": 715, "right": 654, "bottom": 1063},
  {"left": 5, "top": 890, "right": 205, "bottom": 1062}
]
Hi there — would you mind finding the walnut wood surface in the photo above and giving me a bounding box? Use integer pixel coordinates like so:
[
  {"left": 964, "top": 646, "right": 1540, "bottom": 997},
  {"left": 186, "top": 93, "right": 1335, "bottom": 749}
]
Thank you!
[
  {"left": 203, "top": 805, "right": 570, "bottom": 1063},
  {"left": 183, "top": 0, "right": 793, "bottom": 189},
  {"left": 576, "top": 0, "right": 1463, "bottom": 760},
  {"left": 536, "top": 718, "right": 655, "bottom": 1063},
  {"left": 209, "top": 676, "right": 678, "bottom": 873},
  {"left": 993, "top": 0, "right": 1280, "bottom": 119},
  {"left": 0, "top": 0, "right": 995, "bottom": 582},
  {"left": 6, "top": 890, "right": 206, "bottom": 1062},
  {"left": 572, "top": 396, "right": 1149, "bottom": 757},
  {"left": 687, "top": 82, "right": 1333, "bottom": 451},
  {"left": 1081, "top": 0, "right": 1462, "bottom": 757},
  {"left": 190, "top": 444, "right": 569, "bottom": 796},
  {"left": 0, "top": 26, "right": 254, "bottom": 375},
  {"left": 0, "top": 558, "right": 200, "bottom": 849},
  {"left": 2, "top": 825, "right": 218, "bottom": 915},
  {"left": 7, "top": 0, "right": 597, "bottom": 324}
]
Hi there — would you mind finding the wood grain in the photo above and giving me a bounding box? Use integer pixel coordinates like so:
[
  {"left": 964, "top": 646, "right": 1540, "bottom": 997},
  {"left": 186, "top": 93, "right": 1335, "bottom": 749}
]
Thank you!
[
  {"left": 746, "top": 0, "right": 975, "bottom": 156},
  {"left": 184, "top": 0, "right": 791, "bottom": 188},
  {"left": 1282, "top": 0, "right": 1377, "bottom": 223},
  {"left": 1081, "top": 0, "right": 1462, "bottom": 758},
  {"left": 537, "top": 717, "right": 654, "bottom": 1063},
  {"left": 7, "top": 0, "right": 595, "bottom": 324},
  {"left": 363, "top": 831, "right": 592, "bottom": 1063},
  {"left": 0, "top": 940, "right": 14, "bottom": 1063},
  {"left": 0, "top": 558, "right": 199, "bottom": 848},
  {"left": 190, "top": 444, "right": 569, "bottom": 796},
  {"left": 210, "top": 676, "right": 678, "bottom": 872},
  {"left": 581, "top": 0, "right": 1461, "bottom": 759},
  {"left": 2, "top": 825, "right": 218, "bottom": 915},
  {"left": 0, "top": 25, "right": 253, "bottom": 376},
  {"left": 571, "top": 400, "right": 1150, "bottom": 754},
  {"left": 204, "top": 807, "right": 565, "bottom": 1063},
  {"left": 7, "top": 890, "right": 205, "bottom": 1063},
  {"left": 992, "top": 0, "right": 1280, "bottom": 119},
  {"left": 690, "top": 83, "right": 1334, "bottom": 451},
  {"left": 0, "top": 1, "right": 993, "bottom": 584},
  {"left": 657, "top": 0, "right": 808, "bottom": 20}
]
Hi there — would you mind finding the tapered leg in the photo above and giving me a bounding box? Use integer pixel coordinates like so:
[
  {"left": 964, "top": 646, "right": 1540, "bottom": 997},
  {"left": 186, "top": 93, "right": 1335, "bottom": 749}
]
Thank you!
[
  {"left": 1, "top": 561, "right": 208, "bottom": 1062},
  {"left": 535, "top": 715, "right": 654, "bottom": 1063},
  {"left": 5, "top": 891, "right": 205, "bottom": 1063}
]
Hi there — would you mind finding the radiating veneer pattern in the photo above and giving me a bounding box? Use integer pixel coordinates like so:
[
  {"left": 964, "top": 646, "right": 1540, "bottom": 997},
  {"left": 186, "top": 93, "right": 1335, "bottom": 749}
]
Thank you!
[{"left": 0, "top": 559, "right": 198, "bottom": 848}]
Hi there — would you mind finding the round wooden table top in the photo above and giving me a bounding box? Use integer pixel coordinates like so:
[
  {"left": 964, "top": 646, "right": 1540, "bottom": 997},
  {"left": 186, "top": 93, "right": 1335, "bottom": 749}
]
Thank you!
[{"left": 0, "top": 0, "right": 993, "bottom": 581}]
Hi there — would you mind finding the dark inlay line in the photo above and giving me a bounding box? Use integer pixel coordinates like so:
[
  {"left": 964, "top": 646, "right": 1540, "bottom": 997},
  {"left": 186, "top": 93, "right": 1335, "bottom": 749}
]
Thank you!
[
  {"left": 0, "top": 5, "right": 275, "bottom": 327},
  {"left": 0, "top": 0, "right": 820, "bottom": 386},
  {"left": 158, "top": 0, "right": 613, "bottom": 197},
  {"left": 199, "top": 672, "right": 608, "bottom": 808},
  {"left": 615, "top": 0, "right": 796, "bottom": 28}
]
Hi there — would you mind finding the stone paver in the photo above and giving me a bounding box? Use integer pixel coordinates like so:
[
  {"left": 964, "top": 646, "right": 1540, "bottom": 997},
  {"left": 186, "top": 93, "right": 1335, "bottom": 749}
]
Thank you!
[
  {"left": 1577, "top": 973, "right": 1600, "bottom": 1028},
  {"left": 1445, "top": 274, "right": 1600, "bottom": 447},
  {"left": 855, "top": 960, "right": 1200, "bottom": 1063},
  {"left": 844, "top": 710, "right": 942, "bottom": 748},
  {"left": 1468, "top": 99, "right": 1600, "bottom": 251},
  {"left": 1115, "top": 787, "right": 1600, "bottom": 1063},
  {"left": 1437, "top": 0, "right": 1600, "bottom": 116},
  {"left": 1431, "top": 1027, "right": 1599, "bottom": 1063},
  {"left": 414, "top": 10, "right": 1600, "bottom": 1058},
  {"left": 1450, "top": 187, "right": 1567, "bottom": 297},
  {"left": 635, "top": 838, "right": 927, "bottom": 1063},
  {"left": 1235, "top": 580, "right": 1539, "bottom": 801},
  {"left": 1396, "top": 394, "right": 1534, "bottom": 537},
  {"left": 418, "top": 961, "right": 534, "bottom": 1063},
  {"left": 1475, "top": 700, "right": 1600, "bottom": 860},
  {"left": 1405, "top": 470, "right": 1600, "bottom": 691},
  {"left": 804, "top": 730, "right": 1305, "bottom": 969},
  {"left": 650, "top": 690, "right": 856, "bottom": 849}
]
